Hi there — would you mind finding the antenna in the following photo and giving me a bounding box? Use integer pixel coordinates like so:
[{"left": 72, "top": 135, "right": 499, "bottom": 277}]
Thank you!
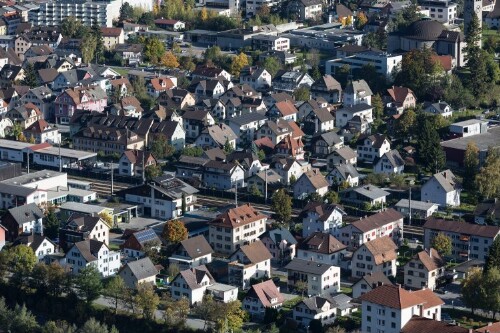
[
  {"left": 265, "top": 171, "right": 268, "bottom": 204},
  {"left": 235, "top": 181, "right": 238, "bottom": 207}
]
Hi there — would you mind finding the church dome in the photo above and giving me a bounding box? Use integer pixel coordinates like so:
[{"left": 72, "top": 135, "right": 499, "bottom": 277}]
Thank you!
[{"left": 406, "top": 19, "right": 445, "bottom": 40}]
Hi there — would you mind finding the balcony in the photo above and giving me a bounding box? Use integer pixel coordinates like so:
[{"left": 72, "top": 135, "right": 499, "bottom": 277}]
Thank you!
[{"left": 459, "top": 235, "right": 470, "bottom": 242}]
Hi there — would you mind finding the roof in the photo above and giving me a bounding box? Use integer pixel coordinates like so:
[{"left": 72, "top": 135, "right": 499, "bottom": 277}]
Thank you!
[
  {"left": 405, "top": 19, "right": 445, "bottom": 40},
  {"left": 246, "top": 280, "right": 284, "bottom": 307},
  {"left": 474, "top": 199, "right": 500, "bottom": 220},
  {"left": 411, "top": 248, "right": 445, "bottom": 271},
  {"left": 423, "top": 218, "right": 500, "bottom": 238},
  {"left": 336, "top": 3, "right": 353, "bottom": 17},
  {"left": 261, "top": 226, "right": 297, "bottom": 245},
  {"left": 201, "top": 124, "right": 238, "bottom": 146},
  {"left": 177, "top": 265, "right": 214, "bottom": 290},
  {"left": 209, "top": 204, "right": 267, "bottom": 228},
  {"left": 332, "top": 146, "right": 357, "bottom": 160},
  {"left": 344, "top": 79, "right": 372, "bottom": 97},
  {"left": 361, "top": 236, "right": 398, "bottom": 265},
  {"left": 350, "top": 209, "right": 403, "bottom": 233},
  {"left": 122, "top": 150, "right": 155, "bottom": 166},
  {"left": 355, "top": 271, "right": 392, "bottom": 289},
  {"left": 401, "top": 316, "right": 470, "bottom": 333},
  {"left": 274, "top": 100, "right": 298, "bottom": 116},
  {"left": 130, "top": 228, "right": 161, "bottom": 246},
  {"left": 347, "top": 184, "right": 390, "bottom": 200},
  {"left": 297, "top": 169, "right": 329, "bottom": 190},
  {"left": 477, "top": 322, "right": 500, "bottom": 333},
  {"left": 235, "top": 240, "right": 272, "bottom": 263},
  {"left": 59, "top": 202, "right": 106, "bottom": 214},
  {"left": 359, "top": 285, "right": 425, "bottom": 309},
  {"left": 360, "top": 133, "right": 388, "bottom": 149},
  {"left": 331, "top": 163, "right": 359, "bottom": 179},
  {"left": 302, "top": 201, "right": 346, "bottom": 222},
  {"left": 412, "top": 288, "right": 445, "bottom": 309},
  {"left": 427, "top": 169, "right": 459, "bottom": 192},
  {"left": 73, "top": 239, "right": 106, "bottom": 263},
  {"left": 431, "top": 54, "right": 453, "bottom": 72},
  {"left": 178, "top": 235, "right": 213, "bottom": 258},
  {"left": 395, "top": 199, "right": 438, "bottom": 211},
  {"left": 387, "top": 86, "right": 415, "bottom": 104},
  {"left": 316, "top": 131, "right": 342, "bottom": 146},
  {"left": 285, "top": 258, "right": 334, "bottom": 275},
  {"left": 7, "top": 203, "right": 44, "bottom": 225},
  {"left": 123, "top": 257, "right": 158, "bottom": 280},
  {"left": 299, "top": 232, "right": 346, "bottom": 254},
  {"left": 228, "top": 112, "right": 267, "bottom": 126},
  {"left": 0, "top": 183, "right": 37, "bottom": 197},
  {"left": 14, "top": 234, "right": 54, "bottom": 252}
]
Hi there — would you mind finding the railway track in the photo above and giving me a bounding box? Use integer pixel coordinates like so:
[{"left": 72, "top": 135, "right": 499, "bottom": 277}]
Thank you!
[
  {"left": 68, "top": 176, "right": 133, "bottom": 197},
  {"left": 197, "top": 195, "right": 301, "bottom": 216}
]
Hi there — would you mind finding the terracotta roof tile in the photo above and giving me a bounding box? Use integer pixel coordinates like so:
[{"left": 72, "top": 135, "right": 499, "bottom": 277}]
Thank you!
[
  {"left": 209, "top": 203, "right": 267, "bottom": 228},
  {"left": 351, "top": 209, "right": 403, "bottom": 233},
  {"left": 362, "top": 236, "right": 398, "bottom": 265},
  {"left": 359, "top": 284, "right": 424, "bottom": 309},
  {"left": 245, "top": 280, "right": 284, "bottom": 307},
  {"left": 401, "top": 316, "right": 470, "bottom": 333}
]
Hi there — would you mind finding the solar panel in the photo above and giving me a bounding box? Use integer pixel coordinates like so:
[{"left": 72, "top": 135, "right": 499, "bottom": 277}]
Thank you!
[{"left": 135, "top": 229, "right": 158, "bottom": 244}]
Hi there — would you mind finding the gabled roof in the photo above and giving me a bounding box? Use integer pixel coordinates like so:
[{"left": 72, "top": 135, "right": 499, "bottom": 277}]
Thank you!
[
  {"left": 359, "top": 133, "right": 389, "bottom": 148},
  {"left": 423, "top": 218, "right": 500, "bottom": 238},
  {"left": 427, "top": 169, "right": 460, "bottom": 193},
  {"left": 73, "top": 239, "right": 106, "bottom": 263},
  {"left": 246, "top": 280, "right": 284, "bottom": 307},
  {"left": 344, "top": 184, "right": 390, "bottom": 200},
  {"left": 332, "top": 146, "right": 357, "bottom": 160},
  {"left": 300, "top": 294, "right": 336, "bottom": 313},
  {"left": 410, "top": 248, "right": 445, "bottom": 271},
  {"left": 476, "top": 321, "right": 500, "bottom": 333},
  {"left": 331, "top": 163, "right": 359, "bottom": 179},
  {"left": 302, "top": 201, "right": 346, "bottom": 221},
  {"left": 200, "top": 124, "right": 238, "bottom": 146},
  {"left": 360, "top": 236, "right": 398, "bottom": 265},
  {"left": 273, "top": 100, "right": 298, "bottom": 116},
  {"left": 65, "top": 214, "right": 104, "bottom": 232},
  {"left": 14, "top": 234, "right": 55, "bottom": 252},
  {"left": 7, "top": 203, "right": 44, "bottom": 225},
  {"left": 178, "top": 235, "right": 213, "bottom": 258},
  {"left": 474, "top": 198, "right": 500, "bottom": 220},
  {"left": 354, "top": 271, "right": 392, "bottom": 289},
  {"left": 100, "top": 27, "right": 123, "bottom": 37},
  {"left": 401, "top": 316, "right": 470, "bottom": 333},
  {"left": 129, "top": 228, "right": 161, "bottom": 247},
  {"left": 351, "top": 209, "right": 403, "bottom": 233},
  {"left": 261, "top": 226, "right": 297, "bottom": 246},
  {"left": 359, "top": 284, "right": 425, "bottom": 309},
  {"left": 234, "top": 240, "right": 272, "bottom": 264},
  {"left": 315, "top": 131, "right": 342, "bottom": 146},
  {"left": 24, "top": 119, "right": 54, "bottom": 134},
  {"left": 285, "top": 258, "right": 334, "bottom": 274},
  {"left": 176, "top": 265, "right": 214, "bottom": 290},
  {"left": 296, "top": 169, "right": 329, "bottom": 190},
  {"left": 122, "top": 257, "right": 158, "bottom": 281},
  {"left": 209, "top": 203, "right": 267, "bottom": 228},
  {"left": 344, "top": 79, "right": 372, "bottom": 97},
  {"left": 387, "top": 86, "right": 415, "bottom": 104},
  {"left": 379, "top": 149, "right": 405, "bottom": 168},
  {"left": 299, "top": 232, "right": 346, "bottom": 254},
  {"left": 121, "top": 150, "right": 156, "bottom": 166}
]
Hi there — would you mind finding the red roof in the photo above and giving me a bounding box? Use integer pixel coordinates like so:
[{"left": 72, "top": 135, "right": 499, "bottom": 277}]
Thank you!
[
  {"left": 254, "top": 137, "right": 275, "bottom": 150},
  {"left": 29, "top": 142, "right": 52, "bottom": 151},
  {"left": 431, "top": 54, "right": 453, "bottom": 71},
  {"left": 24, "top": 119, "right": 52, "bottom": 134},
  {"left": 100, "top": 27, "right": 123, "bottom": 37},
  {"left": 387, "top": 86, "right": 415, "bottom": 104},
  {"left": 154, "top": 19, "right": 181, "bottom": 25}
]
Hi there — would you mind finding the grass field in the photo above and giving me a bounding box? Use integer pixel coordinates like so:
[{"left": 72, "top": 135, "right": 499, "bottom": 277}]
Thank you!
[{"left": 445, "top": 308, "right": 492, "bottom": 329}]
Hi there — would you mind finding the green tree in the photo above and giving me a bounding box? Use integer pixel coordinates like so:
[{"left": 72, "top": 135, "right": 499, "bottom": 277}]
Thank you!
[
  {"left": 81, "top": 33, "right": 97, "bottom": 64},
  {"left": 476, "top": 149, "right": 500, "bottom": 199},
  {"left": 21, "top": 63, "right": 38, "bottom": 88},
  {"left": 182, "top": 146, "right": 203, "bottom": 157},
  {"left": 61, "top": 16, "right": 83, "bottom": 38},
  {"left": 262, "top": 56, "right": 281, "bottom": 78},
  {"left": 486, "top": 237, "right": 500, "bottom": 272},
  {"left": 204, "top": 46, "right": 222, "bottom": 63},
  {"left": 294, "top": 86, "right": 310, "bottom": 101},
  {"left": 223, "top": 138, "right": 234, "bottom": 154},
  {"left": 44, "top": 204, "right": 60, "bottom": 239},
  {"left": 371, "top": 93, "right": 384, "bottom": 119},
  {"left": 91, "top": 21, "right": 104, "bottom": 63},
  {"left": 294, "top": 280, "right": 308, "bottom": 296},
  {"left": 75, "top": 265, "right": 103, "bottom": 304},
  {"left": 249, "top": 184, "right": 262, "bottom": 197},
  {"left": 431, "top": 232, "right": 452, "bottom": 256},
  {"left": 309, "top": 319, "right": 323, "bottom": 333},
  {"left": 355, "top": 11, "right": 368, "bottom": 30},
  {"left": 138, "top": 12, "right": 155, "bottom": 26},
  {"left": 105, "top": 276, "right": 126, "bottom": 314},
  {"left": 10, "top": 304, "right": 39, "bottom": 333},
  {"left": 194, "top": 294, "right": 217, "bottom": 330},
  {"left": 483, "top": 267, "right": 500, "bottom": 317},
  {"left": 230, "top": 52, "right": 249, "bottom": 76},
  {"left": 271, "top": 189, "right": 292, "bottom": 225},
  {"left": 8, "top": 245, "right": 37, "bottom": 284},
  {"left": 135, "top": 283, "right": 160, "bottom": 320},
  {"left": 417, "top": 117, "right": 445, "bottom": 172},
  {"left": 145, "top": 164, "right": 162, "bottom": 181},
  {"left": 42, "top": 320, "right": 77, "bottom": 333},
  {"left": 162, "top": 219, "right": 188, "bottom": 244},
  {"left": 324, "top": 191, "right": 339, "bottom": 204},
  {"left": 463, "top": 141, "right": 479, "bottom": 192},
  {"left": 80, "top": 318, "right": 117, "bottom": 333},
  {"left": 119, "top": 2, "right": 135, "bottom": 22},
  {"left": 181, "top": 193, "right": 186, "bottom": 215},
  {"left": 461, "top": 267, "right": 486, "bottom": 313},
  {"left": 465, "top": 11, "right": 482, "bottom": 47},
  {"left": 389, "top": 3, "right": 423, "bottom": 32},
  {"left": 46, "top": 262, "right": 69, "bottom": 297},
  {"left": 144, "top": 38, "right": 166, "bottom": 64}
]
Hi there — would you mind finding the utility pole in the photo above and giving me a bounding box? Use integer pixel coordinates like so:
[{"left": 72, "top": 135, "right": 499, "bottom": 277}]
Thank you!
[
  {"left": 59, "top": 142, "right": 62, "bottom": 172},
  {"left": 27, "top": 151, "right": 29, "bottom": 174},
  {"left": 264, "top": 171, "right": 268, "bottom": 204},
  {"left": 142, "top": 147, "right": 146, "bottom": 185},
  {"left": 235, "top": 181, "right": 238, "bottom": 207},
  {"left": 408, "top": 186, "right": 412, "bottom": 226},
  {"left": 110, "top": 162, "right": 114, "bottom": 196}
]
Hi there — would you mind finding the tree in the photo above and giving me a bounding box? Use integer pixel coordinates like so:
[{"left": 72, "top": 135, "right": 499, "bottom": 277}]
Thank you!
[
  {"left": 309, "top": 319, "right": 323, "bottom": 333},
  {"left": 46, "top": 262, "right": 69, "bottom": 297},
  {"left": 98, "top": 212, "right": 114, "bottom": 228},
  {"left": 465, "top": 11, "right": 482, "bottom": 47},
  {"left": 271, "top": 189, "right": 292, "bottom": 225},
  {"left": 91, "top": 21, "right": 104, "bottom": 63},
  {"left": 138, "top": 12, "right": 155, "bottom": 26},
  {"left": 294, "top": 280, "right": 308, "bottom": 296},
  {"left": 417, "top": 117, "right": 445, "bottom": 172},
  {"left": 80, "top": 318, "right": 117, "bottom": 333},
  {"left": 61, "top": 16, "right": 83, "bottom": 38},
  {"left": 42, "top": 321, "right": 77, "bottom": 333},
  {"left": 294, "top": 86, "right": 310, "bottom": 101},
  {"left": 431, "top": 232, "right": 452, "bottom": 256},
  {"left": 230, "top": 52, "right": 249, "bottom": 76},
  {"left": 483, "top": 267, "right": 500, "bottom": 317},
  {"left": 81, "top": 33, "right": 97, "bottom": 64},
  {"left": 182, "top": 146, "right": 203, "bottom": 157},
  {"left": 119, "top": 2, "right": 135, "bottom": 22},
  {"left": 389, "top": 3, "right": 423, "bottom": 32},
  {"left": 476, "top": 149, "right": 500, "bottom": 199},
  {"left": 8, "top": 245, "right": 37, "bottom": 284},
  {"left": 324, "top": 191, "right": 339, "bottom": 204},
  {"left": 105, "top": 276, "right": 126, "bottom": 314},
  {"left": 461, "top": 267, "right": 486, "bottom": 313},
  {"left": 10, "top": 304, "right": 39, "bottom": 333},
  {"left": 199, "top": 7, "right": 209, "bottom": 21},
  {"left": 204, "top": 46, "right": 221, "bottom": 63},
  {"left": 486, "top": 237, "right": 500, "bottom": 274},
  {"left": 75, "top": 265, "right": 103, "bottom": 304},
  {"left": 223, "top": 138, "right": 234, "bottom": 154},
  {"left": 371, "top": 94, "right": 384, "bottom": 119},
  {"left": 325, "top": 326, "right": 346, "bottom": 333},
  {"left": 145, "top": 164, "right": 162, "bottom": 181},
  {"left": 396, "top": 109, "right": 416, "bottom": 139},
  {"left": 355, "top": 11, "right": 368, "bottom": 30},
  {"left": 463, "top": 141, "right": 479, "bottom": 192},
  {"left": 161, "top": 51, "right": 180, "bottom": 68},
  {"left": 181, "top": 193, "right": 186, "bottom": 215},
  {"left": 262, "top": 56, "right": 281, "bottom": 78},
  {"left": 257, "top": 3, "right": 270, "bottom": 16},
  {"left": 162, "top": 219, "right": 188, "bottom": 244},
  {"left": 194, "top": 294, "right": 217, "bottom": 330},
  {"left": 44, "top": 204, "right": 60, "bottom": 239},
  {"left": 214, "top": 300, "right": 246, "bottom": 333},
  {"left": 151, "top": 134, "right": 174, "bottom": 160},
  {"left": 21, "top": 63, "right": 38, "bottom": 88},
  {"left": 135, "top": 283, "right": 160, "bottom": 320},
  {"left": 307, "top": 49, "right": 320, "bottom": 68},
  {"left": 144, "top": 38, "right": 166, "bottom": 64},
  {"left": 249, "top": 184, "right": 262, "bottom": 197}
]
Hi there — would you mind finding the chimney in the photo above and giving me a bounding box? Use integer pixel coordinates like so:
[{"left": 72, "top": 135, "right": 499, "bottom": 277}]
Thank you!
[{"left": 443, "top": 171, "right": 447, "bottom": 179}]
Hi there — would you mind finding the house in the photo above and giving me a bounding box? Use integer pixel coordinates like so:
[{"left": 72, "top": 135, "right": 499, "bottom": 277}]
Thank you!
[
  {"left": 226, "top": 150, "right": 266, "bottom": 178},
  {"left": 13, "top": 234, "right": 56, "bottom": 262},
  {"left": 273, "top": 70, "right": 314, "bottom": 93},
  {"left": 159, "top": 88, "right": 196, "bottom": 110},
  {"left": 119, "top": 257, "right": 159, "bottom": 289},
  {"left": 246, "top": 169, "right": 283, "bottom": 195},
  {"left": 117, "top": 176, "right": 198, "bottom": 219},
  {"left": 359, "top": 285, "right": 444, "bottom": 333},
  {"left": 311, "top": 75, "right": 342, "bottom": 104},
  {"left": 243, "top": 280, "right": 284, "bottom": 319},
  {"left": 301, "top": 202, "right": 346, "bottom": 238},
  {"left": 374, "top": 149, "right": 405, "bottom": 174},
  {"left": 168, "top": 235, "right": 214, "bottom": 270},
  {"left": 327, "top": 146, "right": 357, "bottom": 168},
  {"left": 423, "top": 218, "right": 500, "bottom": 261},
  {"left": 285, "top": 258, "right": 341, "bottom": 296},
  {"left": 118, "top": 150, "right": 157, "bottom": 177},
  {"left": 147, "top": 77, "right": 176, "bottom": 98},
  {"left": 5, "top": 103, "right": 42, "bottom": 129},
  {"left": 228, "top": 240, "right": 272, "bottom": 289},
  {"left": 340, "top": 184, "right": 390, "bottom": 208},
  {"left": 268, "top": 100, "right": 298, "bottom": 121},
  {"left": 260, "top": 227, "right": 297, "bottom": 264},
  {"left": 351, "top": 236, "right": 398, "bottom": 278},
  {"left": 72, "top": 125, "right": 145, "bottom": 155},
  {"left": 275, "top": 135, "right": 305, "bottom": 159},
  {"left": 206, "top": 283, "right": 239, "bottom": 303},
  {"left": 1, "top": 203, "right": 44, "bottom": 241},
  {"left": 335, "top": 103, "right": 373, "bottom": 133},
  {"left": 191, "top": 66, "right": 231, "bottom": 82},
  {"left": 227, "top": 112, "right": 267, "bottom": 145},
  {"left": 474, "top": 198, "right": 500, "bottom": 225},
  {"left": 288, "top": 0, "right": 323, "bottom": 20},
  {"left": 23, "top": 119, "right": 60, "bottom": 144},
  {"left": 256, "top": 119, "right": 302, "bottom": 145},
  {"left": 149, "top": 119, "right": 186, "bottom": 151},
  {"left": 182, "top": 109, "right": 215, "bottom": 140},
  {"left": 54, "top": 86, "right": 108, "bottom": 124},
  {"left": 386, "top": 86, "right": 416, "bottom": 111},
  {"left": 312, "top": 131, "right": 344, "bottom": 157},
  {"left": 343, "top": 79, "right": 372, "bottom": 106},
  {"left": 297, "top": 232, "right": 347, "bottom": 267},
  {"left": 352, "top": 271, "right": 392, "bottom": 298},
  {"left": 421, "top": 169, "right": 461, "bottom": 207},
  {"left": 422, "top": 101, "right": 454, "bottom": 118},
  {"left": 195, "top": 124, "right": 237, "bottom": 150},
  {"left": 293, "top": 169, "right": 329, "bottom": 199},
  {"left": 66, "top": 239, "right": 120, "bottom": 277},
  {"left": 327, "top": 164, "right": 360, "bottom": 188},
  {"left": 303, "top": 108, "right": 335, "bottom": 135},
  {"left": 208, "top": 203, "right": 268, "bottom": 255},
  {"left": 59, "top": 214, "right": 110, "bottom": 252},
  {"left": 395, "top": 199, "right": 439, "bottom": 219},
  {"left": 357, "top": 134, "right": 391, "bottom": 163},
  {"left": 110, "top": 96, "right": 144, "bottom": 117},
  {"left": 100, "top": 27, "right": 125, "bottom": 50},
  {"left": 449, "top": 119, "right": 488, "bottom": 138},
  {"left": 0, "top": 64, "right": 24, "bottom": 88},
  {"left": 404, "top": 248, "right": 445, "bottom": 290},
  {"left": 203, "top": 160, "right": 245, "bottom": 190},
  {"left": 298, "top": 99, "right": 326, "bottom": 120},
  {"left": 170, "top": 265, "right": 215, "bottom": 305},
  {"left": 114, "top": 44, "right": 143, "bottom": 65},
  {"left": 293, "top": 294, "right": 341, "bottom": 328},
  {"left": 121, "top": 228, "right": 162, "bottom": 258},
  {"left": 19, "top": 86, "right": 55, "bottom": 120},
  {"left": 477, "top": 322, "right": 500, "bottom": 333},
  {"left": 252, "top": 35, "right": 290, "bottom": 52},
  {"left": 239, "top": 66, "right": 272, "bottom": 91},
  {"left": 154, "top": 18, "right": 186, "bottom": 31},
  {"left": 272, "top": 157, "right": 310, "bottom": 185},
  {"left": 337, "top": 208, "right": 403, "bottom": 249}
]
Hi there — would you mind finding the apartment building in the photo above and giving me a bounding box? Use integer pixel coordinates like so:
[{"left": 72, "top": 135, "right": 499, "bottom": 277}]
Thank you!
[
  {"left": 297, "top": 232, "right": 347, "bottom": 267},
  {"left": 301, "top": 202, "right": 346, "bottom": 238},
  {"left": 404, "top": 248, "right": 446, "bottom": 290},
  {"left": 285, "top": 258, "right": 341, "bottom": 296},
  {"left": 65, "top": 239, "right": 120, "bottom": 277},
  {"left": 228, "top": 240, "right": 272, "bottom": 289},
  {"left": 351, "top": 236, "right": 398, "bottom": 278},
  {"left": 423, "top": 218, "right": 500, "bottom": 261},
  {"left": 208, "top": 204, "right": 268, "bottom": 255},
  {"left": 419, "top": 0, "right": 458, "bottom": 24},
  {"left": 252, "top": 35, "right": 290, "bottom": 52},
  {"left": 326, "top": 50, "right": 402, "bottom": 79}
]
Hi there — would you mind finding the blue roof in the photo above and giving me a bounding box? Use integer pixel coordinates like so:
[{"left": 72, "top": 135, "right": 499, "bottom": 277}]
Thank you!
[{"left": 134, "top": 228, "right": 160, "bottom": 245}]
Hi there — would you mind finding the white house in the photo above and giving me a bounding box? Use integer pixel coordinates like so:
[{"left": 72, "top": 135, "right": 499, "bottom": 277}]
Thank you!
[
  {"left": 228, "top": 240, "right": 272, "bottom": 289},
  {"left": 14, "top": 234, "right": 56, "bottom": 262},
  {"left": 273, "top": 157, "right": 310, "bottom": 185},
  {"left": 285, "top": 258, "right": 341, "bottom": 296},
  {"left": 449, "top": 119, "right": 488, "bottom": 138},
  {"left": 66, "top": 239, "right": 120, "bottom": 277},
  {"left": 343, "top": 79, "right": 373, "bottom": 106},
  {"left": 421, "top": 170, "right": 461, "bottom": 207},
  {"left": 2, "top": 203, "right": 44, "bottom": 241},
  {"left": 195, "top": 124, "right": 238, "bottom": 150},
  {"left": 336, "top": 208, "right": 404, "bottom": 249},
  {"left": 239, "top": 66, "right": 272, "bottom": 91},
  {"left": 227, "top": 112, "right": 267, "bottom": 145},
  {"left": 171, "top": 265, "right": 215, "bottom": 306},
  {"left": 404, "top": 248, "right": 446, "bottom": 291},
  {"left": 327, "top": 164, "right": 359, "bottom": 187},
  {"left": 351, "top": 236, "right": 398, "bottom": 278},
  {"left": 422, "top": 101, "right": 454, "bottom": 118},
  {"left": 359, "top": 284, "right": 444, "bottom": 333},
  {"left": 23, "top": 119, "right": 61, "bottom": 144},
  {"left": 121, "top": 228, "right": 162, "bottom": 258},
  {"left": 297, "top": 232, "right": 347, "bottom": 267},
  {"left": 340, "top": 184, "right": 390, "bottom": 207},
  {"left": 395, "top": 199, "right": 439, "bottom": 219},
  {"left": 327, "top": 146, "right": 358, "bottom": 168},
  {"left": 168, "top": 235, "right": 214, "bottom": 270},
  {"left": 301, "top": 202, "right": 347, "bottom": 238},
  {"left": 293, "top": 169, "right": 329, "bottom": 200},
  {"left": 293, "top": 294, "right": 355, "bottom": 328},
  {"left": 373, "top": 149, "right": 405, "bottom": 174},
  {"left": 335, "top": 103, "right": 373, "bottom": 129},
  {"left": 118, "top": 150, "right": 157, "bottom": 177},
  {"left": 243, "top": 280, "right": 284, "bottom": 320},
  {"left": 119, "top": 257, "right": 159, "bottom": 289},
  {"left": 260, "top": 227, "right": 297, "bottom": 264},
  {"left": 351, "top": 271, "right": 393, "bottom": 298},
  {"left": 357, "top": 134, "right": 391, "bottom": 163},
  {"left": 203, "top": 160, "right": 245, "bottom": 191}
]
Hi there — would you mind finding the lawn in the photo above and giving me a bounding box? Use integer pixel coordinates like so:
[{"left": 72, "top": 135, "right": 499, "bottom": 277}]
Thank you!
[
  {"left": 340, "top": 286, "right": 352, "bottom": 296},
  {"left": 445, "top": 308, "right": 492, "bottom": 329},
  {"left": 112, "top": 67, "right": 129, "bottom": 76}
]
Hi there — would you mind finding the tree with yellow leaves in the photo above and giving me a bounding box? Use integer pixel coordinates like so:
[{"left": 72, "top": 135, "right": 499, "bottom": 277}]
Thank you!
[
  {"left": 345, "top": 15, "right": 353, "bottom": 26},
  {"left": 161, "top": 51, "right": 180, "bottom": 68},
  {"left": 162, "top": 219, "right": 188, "bottom": 244},
  {"left": 355, "top": 11, "right": 368, "bottom": 30},
  {"left": 230, "top": 52, "right": 249, "bottom": 76},
  {"left": 200, "top": 7, "right": 208, "bottom": 21}
]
